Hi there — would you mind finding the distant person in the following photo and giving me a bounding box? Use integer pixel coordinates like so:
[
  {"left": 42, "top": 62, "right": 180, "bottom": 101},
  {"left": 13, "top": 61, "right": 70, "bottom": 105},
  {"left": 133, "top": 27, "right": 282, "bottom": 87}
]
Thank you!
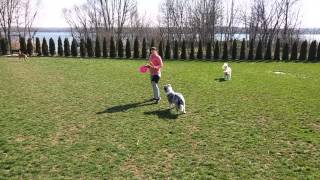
[{"left": 145, "top": 47, "right": 163, "bottom": 104}]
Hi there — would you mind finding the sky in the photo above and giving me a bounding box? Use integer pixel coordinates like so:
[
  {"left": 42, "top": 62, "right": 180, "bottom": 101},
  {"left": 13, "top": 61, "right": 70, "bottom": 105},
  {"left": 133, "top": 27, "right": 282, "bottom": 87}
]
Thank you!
[{"left": 35, "top": 0, "right": 320, "bottom": 28}]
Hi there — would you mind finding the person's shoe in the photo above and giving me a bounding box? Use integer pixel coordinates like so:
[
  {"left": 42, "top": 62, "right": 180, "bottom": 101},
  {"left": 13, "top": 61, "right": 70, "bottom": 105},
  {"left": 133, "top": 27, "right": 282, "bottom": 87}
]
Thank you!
[{"left": 155, "top": 98, "right": 161, "bottom": 104}]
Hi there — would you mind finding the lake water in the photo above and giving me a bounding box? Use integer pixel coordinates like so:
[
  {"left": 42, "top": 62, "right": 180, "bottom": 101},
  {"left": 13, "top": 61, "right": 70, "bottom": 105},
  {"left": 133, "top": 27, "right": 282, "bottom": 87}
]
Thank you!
[
  {"left": 301, "top": 34, "right": 320, "bottom": 41},
  {"left": 35, "top": 32, "right": 73, "bottom": 42},
  {"left": 216, "top": 34, "right": 320, "bottom": 42}
]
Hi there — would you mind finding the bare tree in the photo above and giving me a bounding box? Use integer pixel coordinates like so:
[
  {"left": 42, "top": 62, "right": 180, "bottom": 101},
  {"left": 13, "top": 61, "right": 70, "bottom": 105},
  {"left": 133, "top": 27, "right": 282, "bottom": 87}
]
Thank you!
[
  {"left": 159, "top": 0, "right": 174, "bottom": 40},
  {"left": 98, "top": 0, "right": 137, "bottom": 39},
  {"left": 0, "top": 0, "right": 19, "bottom": 51},
  {"left": 280, "top": 0, "right": 301, "bottom": 43},
  {"left": 15, "top": 0, "right": 41, "bottom": 39},
  {"left": 187, "top": 0, "right": 223, "bottom": 42},
  {"left": 63, "top": 4, "right": 91, "bottom": 40},
  {"left": 64, "top": 0, "right": 137, "bottom": 40},
  {"left": 87, "top": 0, "right": 103, "bottom": 34},
  {"left": 224, "top": 0, "right": 241, "bottom": 41},
  {"left": 159, "top": 0, "right": 190, "bottom": 41},
  {"left": 159, "top": 0, "right": 223, "bottom": 43},
  {"left": 128, "top": 8, "right": 153, "bottom": 40},
  {"left": 239, "top": 0, "right": 301, "bottom": 45}
]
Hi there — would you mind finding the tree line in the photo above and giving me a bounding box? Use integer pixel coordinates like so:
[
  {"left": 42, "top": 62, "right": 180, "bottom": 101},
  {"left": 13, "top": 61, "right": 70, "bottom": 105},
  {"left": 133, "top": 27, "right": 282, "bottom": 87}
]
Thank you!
[
  {"left": 63, "top": 0, "right": 301, "bottom": 48},
  {"left": 0, "top": 0, "right": 40, "bottom": 51},
  {"left": 0, "top": 0, "right": 306, "bottom": 57},
  {"left": 1, "top": 36, "right": 319, "bottom": 62},
  {"left": 57, "top": 0, "right": 307, "bottom": 65}
]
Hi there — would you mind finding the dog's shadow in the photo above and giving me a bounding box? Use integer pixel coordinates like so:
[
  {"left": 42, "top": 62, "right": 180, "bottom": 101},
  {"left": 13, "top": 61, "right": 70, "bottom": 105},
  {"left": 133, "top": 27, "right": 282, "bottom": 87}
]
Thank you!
[
  {"left": 214, "top": 78, "right": 227, "bottom": 82},
  {"left": 144, "top": 109, "right": 179, "bottom": 120},
  {"left": 96, "top": 99, "right": 155, "bottom": 114}
]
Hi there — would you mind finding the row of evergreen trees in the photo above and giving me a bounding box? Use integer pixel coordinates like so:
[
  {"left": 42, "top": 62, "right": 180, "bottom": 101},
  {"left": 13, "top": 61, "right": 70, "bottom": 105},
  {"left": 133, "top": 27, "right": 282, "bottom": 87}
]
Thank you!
[
  {"left": 161, "top": 38, "right": 320, "bottom": 62},
  {"left": 17, "top": 37, "right": 78, "bottom": 57},
  {"left": 1, "top": 36, "right": 320, "bottom": 62},
  {"left": 0, "top": 38, "right": 9, "bottom": 55},
  {"left": 15, "top": 36, "right": 152, "bottom": 59}
]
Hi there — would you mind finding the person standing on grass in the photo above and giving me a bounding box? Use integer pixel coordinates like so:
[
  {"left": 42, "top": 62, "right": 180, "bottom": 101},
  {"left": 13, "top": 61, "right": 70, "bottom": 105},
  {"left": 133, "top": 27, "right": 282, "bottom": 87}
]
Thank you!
[{"left": 145, "top": 47, "right": 163, "bottom": 104}]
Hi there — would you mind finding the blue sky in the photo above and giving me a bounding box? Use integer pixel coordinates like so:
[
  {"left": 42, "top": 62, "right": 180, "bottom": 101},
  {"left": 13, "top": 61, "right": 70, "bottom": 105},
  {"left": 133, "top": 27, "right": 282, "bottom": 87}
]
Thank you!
[{"left": 36, "top": 0, "right": 320, "bottom": 28}]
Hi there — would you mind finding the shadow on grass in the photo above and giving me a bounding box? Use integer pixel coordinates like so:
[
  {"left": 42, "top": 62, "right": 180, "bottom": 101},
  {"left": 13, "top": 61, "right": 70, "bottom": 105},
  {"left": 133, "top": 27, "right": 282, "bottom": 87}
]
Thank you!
[
  {"left": 96, "top": 99, "right": 156, "bottom": 114},
  {"left": 214, "top": 78, "right": 227, "bottom": 82},
  {"left": 144, "top": 109, "right": 179, "bottom": 120}
]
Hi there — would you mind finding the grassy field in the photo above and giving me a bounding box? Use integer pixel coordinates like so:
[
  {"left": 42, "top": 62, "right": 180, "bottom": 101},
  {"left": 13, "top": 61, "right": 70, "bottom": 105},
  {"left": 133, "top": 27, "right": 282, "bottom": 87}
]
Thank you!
[{"left": 0, "top": 57, "right": 319, "bottom": 179}]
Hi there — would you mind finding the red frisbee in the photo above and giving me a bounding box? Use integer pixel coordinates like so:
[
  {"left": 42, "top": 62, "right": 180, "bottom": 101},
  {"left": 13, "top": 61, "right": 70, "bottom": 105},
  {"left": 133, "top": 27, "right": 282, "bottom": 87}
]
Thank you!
[{"left": 139, "top": 65, "right": 148, "bottom": 73}]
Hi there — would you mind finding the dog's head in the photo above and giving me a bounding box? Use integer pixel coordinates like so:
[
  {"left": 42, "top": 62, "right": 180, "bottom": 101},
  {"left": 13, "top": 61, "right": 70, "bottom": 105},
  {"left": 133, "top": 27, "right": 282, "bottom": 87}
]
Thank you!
[
  {"left": 164, "top": 84, "right": 174, "bottom": 95},
  {"left": 222, "top": 63, "right": 229, "bottom": 70}
]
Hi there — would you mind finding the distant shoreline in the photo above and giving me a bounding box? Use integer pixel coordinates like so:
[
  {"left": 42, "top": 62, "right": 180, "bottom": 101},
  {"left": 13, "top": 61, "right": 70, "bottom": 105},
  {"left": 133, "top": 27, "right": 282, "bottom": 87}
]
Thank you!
[
  {"left": 8, "top": 27, "right": 320, "bottom": 34},
  {"left": 36, "top": 28, "right": 71, "bottom": 32},
  {"left": 9, "top": 27, "right": 71, "bottom": 33}
]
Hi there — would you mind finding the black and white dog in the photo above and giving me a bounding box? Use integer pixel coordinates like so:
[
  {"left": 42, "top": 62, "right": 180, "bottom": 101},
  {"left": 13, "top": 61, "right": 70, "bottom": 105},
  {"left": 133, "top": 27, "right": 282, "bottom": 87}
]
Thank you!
[{"left": 164, "top": 84, "right": 186, "bottom": 114}]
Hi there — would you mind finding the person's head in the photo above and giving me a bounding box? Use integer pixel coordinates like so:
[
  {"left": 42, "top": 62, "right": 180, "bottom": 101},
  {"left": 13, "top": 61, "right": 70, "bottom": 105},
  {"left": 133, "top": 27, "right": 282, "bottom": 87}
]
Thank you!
[{"left": 150, "top": 47, "right": 158, "bottom": 55}]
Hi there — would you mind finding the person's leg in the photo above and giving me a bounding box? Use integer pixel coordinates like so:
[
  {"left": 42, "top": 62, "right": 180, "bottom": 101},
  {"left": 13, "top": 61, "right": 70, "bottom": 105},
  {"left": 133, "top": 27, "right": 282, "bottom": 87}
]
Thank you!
[
  {"left": 152, "top": 81, "right": 160, "bottom": 99},
  {"left": 151, "top": 75, "right": 161, "bottom": 102}
]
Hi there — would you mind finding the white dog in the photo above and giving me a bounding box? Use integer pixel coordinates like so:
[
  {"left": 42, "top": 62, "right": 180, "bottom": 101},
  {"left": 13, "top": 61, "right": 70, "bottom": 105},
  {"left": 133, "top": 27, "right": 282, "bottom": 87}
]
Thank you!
[
  {"left": 164, "top": 84, "right": 186, "bottom": 114},
  {"left": 222, "top": 63, "right": 232, "bottom": 80}
]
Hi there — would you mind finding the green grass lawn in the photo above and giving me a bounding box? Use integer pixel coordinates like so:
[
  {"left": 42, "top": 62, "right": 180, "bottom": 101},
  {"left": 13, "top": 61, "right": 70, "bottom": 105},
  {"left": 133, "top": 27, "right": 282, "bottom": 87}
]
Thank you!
[{"left": 0, "top": 57, "right": 319, "bottom": 179}]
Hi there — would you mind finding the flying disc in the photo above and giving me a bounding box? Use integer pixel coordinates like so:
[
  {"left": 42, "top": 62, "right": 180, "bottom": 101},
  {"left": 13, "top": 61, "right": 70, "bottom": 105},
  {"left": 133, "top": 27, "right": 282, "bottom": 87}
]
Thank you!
[{"left": 139, "top": 65, "right": 148, "bottom": 73}]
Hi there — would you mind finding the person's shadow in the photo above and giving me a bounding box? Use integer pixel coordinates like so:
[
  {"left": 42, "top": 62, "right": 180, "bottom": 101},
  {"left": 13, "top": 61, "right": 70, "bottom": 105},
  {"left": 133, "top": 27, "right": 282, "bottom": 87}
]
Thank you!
[
  {"left": 96, "top": 99, "right": 156, "bottom": 114},
  {"left": 144, "top": 109, "right": 179, "bottom": 120}
]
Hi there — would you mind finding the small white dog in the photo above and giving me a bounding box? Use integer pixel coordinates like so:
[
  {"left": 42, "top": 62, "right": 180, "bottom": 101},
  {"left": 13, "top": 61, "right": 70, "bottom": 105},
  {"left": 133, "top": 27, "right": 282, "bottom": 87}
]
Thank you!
[
  {"left": 164, "top": 84, "right": 186, "bottom": 114},
  {"left": 222, "top": 63, "right": 232, "bottom": 80}
]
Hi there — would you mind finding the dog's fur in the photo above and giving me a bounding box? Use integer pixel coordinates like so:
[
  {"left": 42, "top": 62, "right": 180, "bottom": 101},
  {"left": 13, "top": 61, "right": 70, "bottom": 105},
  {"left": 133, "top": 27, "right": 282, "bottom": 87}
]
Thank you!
[
  {"left": 18, "top": 51, "right": 28, "bottom": 61},
  {"left": 222, "top": 63, "right": 232, "bottom": 80},
  {"left": 164, "top": 84, "right": 186, "bottom": 114}
]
